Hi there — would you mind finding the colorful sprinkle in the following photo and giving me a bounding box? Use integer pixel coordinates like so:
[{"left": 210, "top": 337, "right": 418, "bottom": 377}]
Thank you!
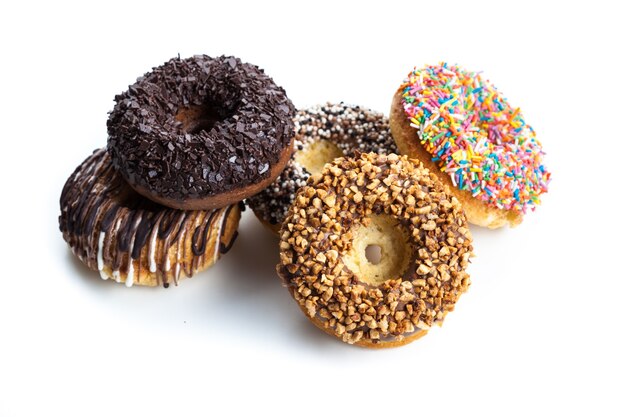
[{"left": 400, "top": 63, "right": 551, "bottom": 213}]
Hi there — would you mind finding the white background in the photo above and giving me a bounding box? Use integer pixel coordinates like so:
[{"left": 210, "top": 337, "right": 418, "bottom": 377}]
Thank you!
[{"left": 1, "top": 1, "right": 624, "bottom": 416}]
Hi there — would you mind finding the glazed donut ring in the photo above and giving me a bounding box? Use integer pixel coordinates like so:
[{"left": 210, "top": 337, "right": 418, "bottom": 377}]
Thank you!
[
  {"left": 277, "top": 153, "right": 473, "bottom": 348},
  {"left": 247, "top": 103, "right": 398, "bottom": 233},
  {"left": 107, "top": 55, "right": 295, "bottom": 210},
  {"left": 390, "top": 63, "right": 550, "bottom": 228},
  {"left": 59, "top": 149, "right": 241, "bottom": 287}
]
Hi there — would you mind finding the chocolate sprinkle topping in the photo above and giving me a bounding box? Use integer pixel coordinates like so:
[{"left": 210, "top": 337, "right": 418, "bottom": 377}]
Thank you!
[
  {"left": 247, "top": 103, "right": 398, "bottom": 227},
  {"left": 107, "top": 55, "right": 295, "bottom": 202}
]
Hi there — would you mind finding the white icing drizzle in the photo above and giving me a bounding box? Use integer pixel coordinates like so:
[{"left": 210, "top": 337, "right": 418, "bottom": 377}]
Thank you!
[
  {"left": 124, "top": 215, "right": 142, "bottom": 288},
  {"left": 111, "top": 217, "right": 123, "bottom": 282},
  {"left": 174, "top": 213, "right": 191, "bottom": 283},
  {"left": 148, "top": 220, "right": 159, "bottom": 273},
  {"left": 111, "top": 217, "right": 123, "bottom": 237},
  {"left": 213, "top": 208, "right": 228, "bottom": 260},
  {"left": 161, "top": 212, "right": 185, "bottom": 281},
  {"left": 126, "top": 259, "right": 134, "bottom": 288},
  {"left": 97, "top": 231, "right": 108, "bottom": 280}
]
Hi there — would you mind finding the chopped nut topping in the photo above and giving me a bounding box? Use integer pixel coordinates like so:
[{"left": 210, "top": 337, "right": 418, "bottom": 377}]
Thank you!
[{"left": 277, "top": 153, "right": 473, "bottom": 346}]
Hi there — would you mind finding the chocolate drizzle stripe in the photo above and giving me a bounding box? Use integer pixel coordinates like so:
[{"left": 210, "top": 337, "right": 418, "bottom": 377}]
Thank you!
[
  {"left": 109, "top": 216, "right": 123, "bottom": 273},
  {"left": 161, "top": 212, "right": 188, "bottom": 281},
  {"left": 67, "top": 157, "right": 102, "bottom": 236},
  {"left": 132, "top": 212, "right": 155, "bottom": 259},
  {"left": 168, "top": 212, "right": 189, "bottom": 248},
  {"left": 191, "top": 210, "right": 215, "bottom": 256},
  {"left": 219, "top": 230, "right": 238, "bottom": 255},
  {"left": 116, "top": 210, "right": 136, "bottom": 253},
  {"left": 101, "top": 204, "right": 120, "bottom": 233},
  {"left": 158, "top": 211, "right": 179, "bottom": 240}
]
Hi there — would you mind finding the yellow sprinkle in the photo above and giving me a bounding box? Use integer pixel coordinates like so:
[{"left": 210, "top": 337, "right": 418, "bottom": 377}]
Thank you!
[{"left": 452, "top": 150, "right": 465, "bottom": 161}]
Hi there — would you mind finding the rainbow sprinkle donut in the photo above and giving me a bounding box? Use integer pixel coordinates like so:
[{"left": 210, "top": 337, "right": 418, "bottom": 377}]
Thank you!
[{"left": 389, "top": 63, "right": 550, "bottom": 228}]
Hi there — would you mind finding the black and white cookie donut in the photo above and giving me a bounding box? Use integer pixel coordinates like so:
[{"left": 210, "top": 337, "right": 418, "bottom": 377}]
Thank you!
[{"left": 247, "top": 103, "right": 398, "bottom": 232}]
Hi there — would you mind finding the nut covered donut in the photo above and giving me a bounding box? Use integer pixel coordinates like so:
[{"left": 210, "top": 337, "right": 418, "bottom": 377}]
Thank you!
[
  {"left": 277, "top": 153, "right": 473, "bottom": 348},
  {"left": 59, "top": 149, "right": 241, "bottom": 287},
  {"left": 390, "top": 63, "right": 551, "bottom": 228},
  {"left": 107, "top": 55, "right": 295, "bottom": 210},
  {"left": 247, "top": 103, "right": 398, "bottom": 232}
]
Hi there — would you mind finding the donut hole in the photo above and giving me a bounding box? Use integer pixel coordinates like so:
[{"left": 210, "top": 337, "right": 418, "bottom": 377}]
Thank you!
[
  {"left": 175, "top": 102, "right": 237, "bottom": 134},
  {"left": 295, "top": 140, "right": 344, "bottom": 175},
  {"left": 342, "top": 215, "right": 411, "bottom": 286},
  {"left": 365, "top": 244, "right": 382, "bottom": 265}
]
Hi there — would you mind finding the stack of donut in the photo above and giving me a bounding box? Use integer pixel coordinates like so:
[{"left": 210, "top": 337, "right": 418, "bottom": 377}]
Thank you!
[
  {"left": 60, "top": 57, "right": 550, "bottom": 348},
  {"left": 60, "top": 55, "right": 296, "bottom": 287}
]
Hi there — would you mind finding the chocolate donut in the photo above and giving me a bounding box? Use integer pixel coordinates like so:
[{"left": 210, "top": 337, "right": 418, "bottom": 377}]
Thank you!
[
  {"left": 277, "top": 153, "right": 473, "bottom": 348},
  {"left": 59, "top": 149, "right": 241, "bottom": 287},
  {"left": 107, "top": 55, "right": 295, "bottom": 210},
  {"left": 247, "top": 103, "right": 398, "bottom": 232}
]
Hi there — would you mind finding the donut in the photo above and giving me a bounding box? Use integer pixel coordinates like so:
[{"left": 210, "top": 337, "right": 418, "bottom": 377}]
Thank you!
[
  {"left": 247, "top": 103, "right": 398, "bottom": 233},
  {"left": 390, "top": 63, "right": 551, "bottom": 228},
  {"left": 107, "top": 55, "right": 296, "bottom": 211},
  {"left": 277, "top": 153, "right": 473, "bottom": 348},
  {"left": 59, "top": 149, "right": 241, "bottom": 288}
]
